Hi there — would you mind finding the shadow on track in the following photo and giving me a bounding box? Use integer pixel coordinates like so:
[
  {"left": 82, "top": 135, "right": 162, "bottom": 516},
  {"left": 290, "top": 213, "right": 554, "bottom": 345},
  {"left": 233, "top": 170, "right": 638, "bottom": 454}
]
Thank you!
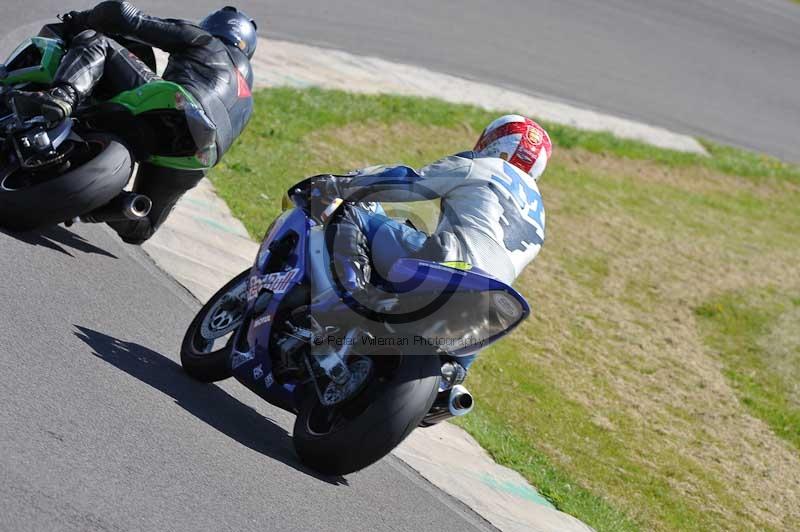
[
  {"left": 73, "top": 325, "right": 347, "bottom": 486},
  {"left": 0, "top": 225, "right": 117, "bottom": 259}
]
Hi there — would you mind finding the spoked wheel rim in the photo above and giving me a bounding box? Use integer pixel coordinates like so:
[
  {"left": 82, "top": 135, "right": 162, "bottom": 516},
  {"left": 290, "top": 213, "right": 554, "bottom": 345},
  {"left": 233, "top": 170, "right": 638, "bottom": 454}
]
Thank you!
[
  {"left": 0, "top": 138, "right": 105, "bottom": 192},
  {"left": 320, "top": 358, "right": 372, "bottom": 406},
  {"left": 193, "top": 276, "right": 249, "bottom": 355},
  {"left": 305, "top": 353, "right": 401, "bottom": 436}
]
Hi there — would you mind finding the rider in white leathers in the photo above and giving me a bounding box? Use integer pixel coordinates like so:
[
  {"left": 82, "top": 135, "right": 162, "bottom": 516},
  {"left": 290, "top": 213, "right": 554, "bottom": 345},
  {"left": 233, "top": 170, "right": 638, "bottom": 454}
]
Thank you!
[{"left": 322, "top": 115, "right": 551, "bottom": 294}]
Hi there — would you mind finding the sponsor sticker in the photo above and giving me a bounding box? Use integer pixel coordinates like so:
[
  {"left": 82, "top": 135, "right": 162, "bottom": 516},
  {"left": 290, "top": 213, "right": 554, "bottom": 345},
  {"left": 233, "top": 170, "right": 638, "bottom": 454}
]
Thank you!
[
  {"left": 231, "top": 349, "right": 254, "bottom": 369},
  {"left": 515, "top": 147, "right": 535, "bottom": 163},
  {"left": 253, "top": 364, "right": 264, "bottom": 380},
  {"left": 526, "top": 127, "right": 543, "bottom": 146},
  {"left": 247, "top": 268, "right": 299, "bottom": 300},
  {"left": 493, "top": 292, "right": 520, "bottom": 318},
  {"left": 254, "top": 315, "right": 271, "bottom": 327},
  {"left": 264, "top": 372, "right": 274, "bottom": 388}
]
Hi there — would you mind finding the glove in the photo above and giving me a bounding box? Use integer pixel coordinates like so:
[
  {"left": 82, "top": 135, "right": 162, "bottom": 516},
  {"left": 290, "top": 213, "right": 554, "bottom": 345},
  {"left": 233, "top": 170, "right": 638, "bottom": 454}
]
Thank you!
[
  {"left": 86, "top": 1, "right": 140, "bottom": 35},
  {"left": 308, "top": 177, "right": 338, "bottom": 221},
  {"left": 61, "top": 10, "right": 91, "bottom": 37}
]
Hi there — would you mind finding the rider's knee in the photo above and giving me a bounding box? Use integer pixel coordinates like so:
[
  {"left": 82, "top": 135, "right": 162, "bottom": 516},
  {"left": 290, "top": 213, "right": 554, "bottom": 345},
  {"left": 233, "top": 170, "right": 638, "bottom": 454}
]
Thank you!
[
  {"left": 71, "top": 29, "right": 104, "bottom": 47},
  {"left": 414, "top": 231, "right": 463, "bottom": 262}
]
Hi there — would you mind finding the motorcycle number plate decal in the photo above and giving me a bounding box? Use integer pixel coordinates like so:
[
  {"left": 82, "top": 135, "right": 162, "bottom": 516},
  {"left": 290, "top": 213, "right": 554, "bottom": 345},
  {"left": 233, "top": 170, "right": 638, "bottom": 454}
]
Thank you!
[{"left": 247, "top": 268, "right": 299, "bottom": 300}]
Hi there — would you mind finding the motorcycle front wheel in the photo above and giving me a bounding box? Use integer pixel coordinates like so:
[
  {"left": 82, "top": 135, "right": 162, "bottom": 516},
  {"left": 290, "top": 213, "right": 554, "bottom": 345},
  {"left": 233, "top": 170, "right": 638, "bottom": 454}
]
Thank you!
[
  {"left": 180, "top": 268, "right": 250, "bottom": 383},
  {"left": 293, "top": 349, "right": 440, "bottom": 475}
]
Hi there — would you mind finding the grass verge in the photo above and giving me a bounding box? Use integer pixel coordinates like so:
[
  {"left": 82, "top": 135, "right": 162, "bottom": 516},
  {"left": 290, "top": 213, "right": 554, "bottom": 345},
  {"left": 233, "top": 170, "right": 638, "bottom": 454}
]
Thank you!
[
  {"left": 695, "top": 289, "right": 800, "bottom": 450},
  {"left": 210, "top": 87, "right": 800, "bottom": 531}
]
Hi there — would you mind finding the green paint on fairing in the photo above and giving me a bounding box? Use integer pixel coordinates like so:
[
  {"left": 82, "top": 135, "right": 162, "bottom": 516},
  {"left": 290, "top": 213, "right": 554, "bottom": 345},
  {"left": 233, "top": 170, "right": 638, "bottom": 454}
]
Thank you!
[
  {"left": 109, "top": 80, "right": 190, "bottom": 114},
  {"left": 109, "top": 80, "right": 212, "bottom": 171},
  {"left": 0, "top": 37, "right": 65, "bottom": 85},
  {"left": 147, "top": 152, "right": 211, "bottom": 171},
  {"left": 1, "top": 36, "right": 211, "bottom": 171},
  {"left": 148, "top": 153, "right": 209, "bottom": 170}
]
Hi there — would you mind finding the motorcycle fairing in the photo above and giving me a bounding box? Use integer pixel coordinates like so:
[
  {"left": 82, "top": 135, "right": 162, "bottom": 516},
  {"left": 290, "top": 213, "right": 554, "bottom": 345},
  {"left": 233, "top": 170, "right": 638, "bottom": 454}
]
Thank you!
[
  {"left": 110, "top": 81, "right": 217, "bottom": 170},
  {"left": 1, "top": 31, "right": 214, "bottom": 172},
  {"left": 229, "top": 207, "right": 309, "bottom": 412},
  {"left": 384, "top": 259, "right": 530, "bottom": 356},
  {"left": 226, "top": 195, "right": 532, "bottom": 413},
  {"left": 306, "top": 251, "right": 529, "bottom": 356},
  {"left": 0, "top": 37, "right": 64, "bottom": 86}
]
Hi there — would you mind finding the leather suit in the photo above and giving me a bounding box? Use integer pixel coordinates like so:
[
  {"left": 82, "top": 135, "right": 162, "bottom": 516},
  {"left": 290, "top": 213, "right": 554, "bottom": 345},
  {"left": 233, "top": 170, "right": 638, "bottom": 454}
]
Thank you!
[{"left": 58, "top": 1, "right": 254, "bottom": 244}]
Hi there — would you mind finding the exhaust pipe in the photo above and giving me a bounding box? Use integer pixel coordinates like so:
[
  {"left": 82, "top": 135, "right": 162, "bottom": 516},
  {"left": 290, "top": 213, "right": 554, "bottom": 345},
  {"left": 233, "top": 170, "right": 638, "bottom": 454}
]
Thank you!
[
  {"left": 81, "top": 193, "right": 152, "bottom": 223},
  {"left": 123, "top": 194, "right": 152, "bottom": 219},
  {"left": 420, "top": 384, "right": 474, "bottom": 427},
  {"left": 448, "top": 385, "right": 474, "bottom": 416}
]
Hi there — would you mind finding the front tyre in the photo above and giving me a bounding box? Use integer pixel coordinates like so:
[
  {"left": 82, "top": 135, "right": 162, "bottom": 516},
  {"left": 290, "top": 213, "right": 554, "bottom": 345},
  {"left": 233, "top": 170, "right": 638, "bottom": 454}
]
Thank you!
[
  {"left": 293, "top": 351, "right": 440, "bottom": 475},
  {"left": 180, "top": 268, "right": 250, "bottom": 383}
]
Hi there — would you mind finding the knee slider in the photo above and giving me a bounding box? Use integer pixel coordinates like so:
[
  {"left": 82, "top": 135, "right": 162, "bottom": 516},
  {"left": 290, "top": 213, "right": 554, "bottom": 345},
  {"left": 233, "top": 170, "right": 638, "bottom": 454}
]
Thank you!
[{"left": 72, "top": 29, "right": 102, "bottom": 46}]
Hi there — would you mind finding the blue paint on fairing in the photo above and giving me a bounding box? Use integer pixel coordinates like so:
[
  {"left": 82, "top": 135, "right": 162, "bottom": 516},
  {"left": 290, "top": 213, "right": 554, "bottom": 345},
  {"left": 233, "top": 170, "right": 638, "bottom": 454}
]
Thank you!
[{"left": 227, "top": 194, "right": 530, "bottom": 413}]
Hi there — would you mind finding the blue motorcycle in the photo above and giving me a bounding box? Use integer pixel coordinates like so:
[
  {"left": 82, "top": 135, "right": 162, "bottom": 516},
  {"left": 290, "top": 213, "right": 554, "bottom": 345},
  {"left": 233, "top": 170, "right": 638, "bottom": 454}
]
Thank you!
[{"left": 180, "top": 177, "right": 530, "bottom": 475}]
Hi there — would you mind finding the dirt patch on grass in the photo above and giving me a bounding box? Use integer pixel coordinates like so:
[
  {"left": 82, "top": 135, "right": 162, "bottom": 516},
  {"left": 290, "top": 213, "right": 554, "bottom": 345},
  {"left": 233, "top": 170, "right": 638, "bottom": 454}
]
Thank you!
[
  {"left": 513, "top": 149, "right": 800, "bottom": 529},
  {"left": 762, "top": 305, "right": 800, "bottom": 405},
  {"left": 560, "top": 148, "right": 799, "bottom": 199}
]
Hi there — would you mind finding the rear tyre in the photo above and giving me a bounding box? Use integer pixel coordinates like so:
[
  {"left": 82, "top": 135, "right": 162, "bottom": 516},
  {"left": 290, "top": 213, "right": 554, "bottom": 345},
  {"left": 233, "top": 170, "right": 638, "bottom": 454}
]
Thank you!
[
  {"left": 180, "top": 269, "right": 251, "bottom": 383},
  {"left": 293, "top": 351, "right": 441, "bottom": 475},
  {"left": 0, "top": 133, "right": 133, "bottom": 231}
]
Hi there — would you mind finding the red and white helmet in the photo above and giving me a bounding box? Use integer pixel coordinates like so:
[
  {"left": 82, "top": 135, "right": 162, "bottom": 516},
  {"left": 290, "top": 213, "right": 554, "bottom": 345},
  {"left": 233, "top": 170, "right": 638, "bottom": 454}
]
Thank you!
[{"left": 474, "top": 115, "right": 552, "bottom": 181}]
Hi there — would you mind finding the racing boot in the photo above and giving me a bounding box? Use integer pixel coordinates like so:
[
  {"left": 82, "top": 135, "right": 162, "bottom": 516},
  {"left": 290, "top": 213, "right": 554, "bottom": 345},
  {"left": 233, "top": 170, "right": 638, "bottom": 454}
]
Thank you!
[{"left": 11, "top": 85, "right": 78, "bottom": 124}]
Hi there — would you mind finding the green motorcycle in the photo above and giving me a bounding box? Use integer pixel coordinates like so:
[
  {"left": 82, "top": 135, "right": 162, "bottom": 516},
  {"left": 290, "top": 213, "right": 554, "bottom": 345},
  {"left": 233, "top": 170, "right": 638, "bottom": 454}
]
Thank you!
[{"left": 0, "top": 22, "right": 217, "bottom": 231}]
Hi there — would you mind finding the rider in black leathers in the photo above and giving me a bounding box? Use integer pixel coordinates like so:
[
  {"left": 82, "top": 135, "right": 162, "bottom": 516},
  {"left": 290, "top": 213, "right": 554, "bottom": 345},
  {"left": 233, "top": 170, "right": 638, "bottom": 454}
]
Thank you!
[{"left": 12, "top": 2, "right": 258, "bottom": 244}]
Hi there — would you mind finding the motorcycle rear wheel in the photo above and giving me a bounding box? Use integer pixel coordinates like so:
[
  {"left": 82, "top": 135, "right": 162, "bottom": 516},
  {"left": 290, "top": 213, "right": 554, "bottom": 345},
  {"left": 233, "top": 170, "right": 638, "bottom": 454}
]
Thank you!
[
  {"left": 293, "top": 349, "right": 440, "bottom": 475},
  {"left": 0, "top": 133, "right": 133, "bottom": 231}
]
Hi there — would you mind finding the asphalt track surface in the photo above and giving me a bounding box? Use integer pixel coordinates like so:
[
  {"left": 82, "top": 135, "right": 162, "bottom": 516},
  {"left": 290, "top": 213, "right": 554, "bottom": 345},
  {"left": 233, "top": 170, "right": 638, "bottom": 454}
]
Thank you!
[
  {"left": 3, "top": 0, "right": 799, "bottom": 162},
  {"left": 0, "top": 225, "right": 495, "bottom": 532},
  {"left": 0, "top": 2, "right": 797, "bottom": 531}
]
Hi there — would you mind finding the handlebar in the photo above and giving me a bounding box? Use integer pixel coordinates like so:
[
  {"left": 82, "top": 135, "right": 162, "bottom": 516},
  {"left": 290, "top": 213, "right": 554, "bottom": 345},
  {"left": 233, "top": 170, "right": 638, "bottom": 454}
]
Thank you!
[{"left": 285, "top": 175, "right": 349, "bottom": 225}]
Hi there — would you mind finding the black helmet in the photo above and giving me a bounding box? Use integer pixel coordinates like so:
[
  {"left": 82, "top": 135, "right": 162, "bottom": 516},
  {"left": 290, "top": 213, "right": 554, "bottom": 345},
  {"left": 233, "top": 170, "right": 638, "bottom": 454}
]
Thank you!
[{"left": 200, "top": 6, "right": 258, "bottom": 59}]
